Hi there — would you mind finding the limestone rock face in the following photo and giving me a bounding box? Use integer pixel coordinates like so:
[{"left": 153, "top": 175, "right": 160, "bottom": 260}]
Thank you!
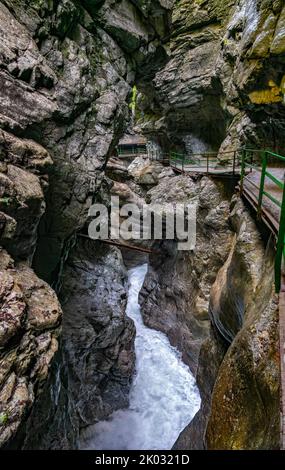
[
  {"left": 0, "top": 0, "right": 172, "bottom": 450},
  {"left": 0, "top": 249, "right": 62, "bottom": 447},
  {"left": 204, "top": 199, "right": 280, "bottom": 449},
  {"left": 0, "top": 0, "right": 173, "bottom": 283},
  {"left": 0, "top": 130, "right": 52, "bottom": 261},
  {"left": 96, "top": 0, "right": 154, "bottom": 52},
  {"left": 209, "top": 197, "right": 265, "bottom": 343},
  {"left": 127, "top": 157, "right": 165, "bottom": 185},
  {"left": 0, "top": 0, "right": 282, "bottom": 452},
  {"left": 174, "top": 198, "right": 279, "bottom": 450},
  {"left": 206, "top": 296, "right": 279, "bottom": 449},
  {"left": 135, "top": 0, "right": 285, "bottom": 153},
  {"left": 0, "top": 0, "right": 130, "bottom": 283},
  {"left": 136, "top": 167, "right": 279, "bottom": 450}
]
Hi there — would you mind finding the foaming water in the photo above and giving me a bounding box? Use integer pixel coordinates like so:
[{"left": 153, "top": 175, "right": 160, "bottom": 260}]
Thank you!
[
  {"left": 229, "top": 0, "right": 259, "bottom": 42},
  {"left": 80, "top": 264, "right": 201, "bottom": 450}
]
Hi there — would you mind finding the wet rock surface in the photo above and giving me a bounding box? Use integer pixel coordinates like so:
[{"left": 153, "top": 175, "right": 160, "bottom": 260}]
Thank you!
[
  {"left": 127, "top": 157, "right": 165, "bottom": 186},
  {"left": 0, "top": 0, "right": 283, "bottom": 451},
  {"left": 173, "top": 198, "right": 280, "bottom": 450},
  {"left": 135, "top": 0, "right": 285, "bottom": 153},
  {"left": 206, "top": 295, "right": 279, "bottom": 449},
  {"left": 61, "top": 243, "right": 135, "bottom": 425},
  {"left": 204, "top": 200, "right": 280, "bottom": 449},
  {"left": 0, "top": 249, "right": 61, "bottom": 447}
]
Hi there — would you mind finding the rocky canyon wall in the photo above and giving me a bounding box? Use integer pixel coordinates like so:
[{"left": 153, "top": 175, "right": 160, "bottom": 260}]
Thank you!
[
  {"left": 173, "top": 196, "right": 280, "bottom": 449},
  {"left": 0, "top": 0, "right": 173, "bottom": 448},
  {"left": 135, "top": 168, "right": 279, "bottom": 449},
  {"left": 0, "top": 0, "right": 283, "bottom": 450},
  {"left": 135, "top": 0, "right": 285, "bottom": 155}
]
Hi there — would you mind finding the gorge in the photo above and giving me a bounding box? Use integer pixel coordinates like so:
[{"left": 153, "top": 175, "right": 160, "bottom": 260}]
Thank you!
[
  {"left": 80, "top": 264, "right": 200, "bottom": 450},
  {"left": 0, "top": 0, "right": 284, "bottom": 452}
]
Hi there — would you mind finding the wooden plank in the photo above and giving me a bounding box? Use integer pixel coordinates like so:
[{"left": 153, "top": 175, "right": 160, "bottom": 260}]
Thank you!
[
  {"left": 78, "top": 233, "right": 155, "bottom": 254},
  {"left": 241, "top": 185, "right": 279, "bottom": 235}
]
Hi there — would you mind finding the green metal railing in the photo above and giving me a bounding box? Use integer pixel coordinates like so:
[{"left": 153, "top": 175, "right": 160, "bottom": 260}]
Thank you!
[
  {"left": 117, "top": 146, "right": 147, "bottom": 156},
  {"left": 167, "top": 147, "right": 285, "bottom": 292},
  {"left": 169, "top": 150, "right": 239, "bottom": 175},
  {"left": 240, "top": 148, "right": 285, "bottom": 293}
]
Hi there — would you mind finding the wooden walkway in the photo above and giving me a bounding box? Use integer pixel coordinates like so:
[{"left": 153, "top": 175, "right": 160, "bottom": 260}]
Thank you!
[
  {"left": 78, "top": 234, "right": 155, "bottom": 254},
  {"left": 243, "top": 168, "right": 283, "bottom": 225},
  {"left": 110, "top": 146, "right": 285, "bottom": 447},
  {"left": 168, "top": 150, "right": 241, "bottom": 177},
  {"left": 172, "top": 164, "right": 242, "bottom": 178}
]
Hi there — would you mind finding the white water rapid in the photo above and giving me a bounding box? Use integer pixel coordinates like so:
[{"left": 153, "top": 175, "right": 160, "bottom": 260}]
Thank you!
[{"left": 80, "top": 264, "right": 201, "bottom": 450}]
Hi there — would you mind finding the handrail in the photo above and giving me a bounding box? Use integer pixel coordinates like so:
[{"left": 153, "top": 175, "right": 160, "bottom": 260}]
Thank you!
[
  {"left": 169, "top": 146, "right": 285, "bottom": 293},
  {"left": 119, "top": 144, "right": 285, "bottom": 293},
  {"left": 265, "top": 171, "right": 285, "bottom": 190},
  {"left": 243, "top": 176, "right": 260, "bottom": 191},
  {"left": 240, "top": 148, "right": 285, "bottom": 292},
  {"left": 265, "top": 150, "right": 285, "bottom": 161},
  {"left": 263, "top": 191, "right": 282, "bottom": 209}
]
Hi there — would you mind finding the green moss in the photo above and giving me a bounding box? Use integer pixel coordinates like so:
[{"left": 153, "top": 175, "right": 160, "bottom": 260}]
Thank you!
[
  {"left": 0, "top": 413, "right": 8, "bottom": 426},
  {"left": 129, "top": 85, "right": 138, "bottom": 112}
]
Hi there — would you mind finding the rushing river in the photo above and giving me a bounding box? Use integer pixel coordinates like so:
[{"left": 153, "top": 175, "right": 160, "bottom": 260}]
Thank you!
[{"left": 80, "top": 264, "right": 201, "bottom": 450}]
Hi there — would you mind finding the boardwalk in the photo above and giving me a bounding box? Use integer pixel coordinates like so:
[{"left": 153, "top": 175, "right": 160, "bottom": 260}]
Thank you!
[
  {"left": 244, "top": 168, "right": 283, "bottom": 219},
  {"left": 173, "top": 163, "right": 242, "bottom": 176}
]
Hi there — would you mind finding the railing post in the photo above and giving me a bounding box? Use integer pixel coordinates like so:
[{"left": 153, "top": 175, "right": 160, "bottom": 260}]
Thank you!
[
  {"left": 257, "top": 151, "right": 267, "bottom": 220},
  {"left": 206, "top": 154, "right": 209, "bottom": 175},
  {"left": 275, "top": 184, "right": 285, "bottom": 293},
  {"left": 182, "top": 154, "right": 185, "bottom": 173},
  {"left": 240, "top": 149, "right": 246, "bottom": 194}
]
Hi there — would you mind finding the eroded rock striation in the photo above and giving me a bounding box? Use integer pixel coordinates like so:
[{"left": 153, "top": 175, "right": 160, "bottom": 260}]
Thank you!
[
  {"left": 173, "top": 198, "right": 280, "bottom": 449},
  {"left": 20, "top": 242, "right": 135, "bottom": 449},
  {"left": 140, "top": 175, "right": 234, "bottom": 375},
  {"left": 135, "top": 0, "right": 285, "bottom": 155}
]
